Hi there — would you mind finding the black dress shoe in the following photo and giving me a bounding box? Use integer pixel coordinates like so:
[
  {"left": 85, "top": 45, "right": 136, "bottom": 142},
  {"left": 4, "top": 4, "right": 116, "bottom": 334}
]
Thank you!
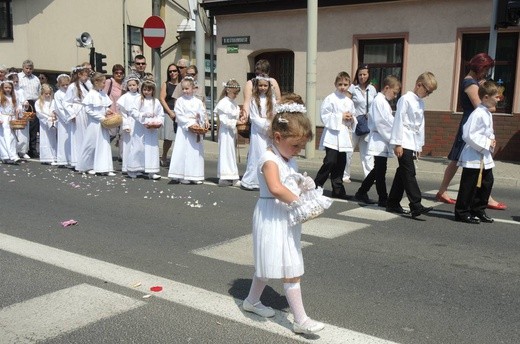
[
  {"left": 386, "top": 206, "right": 410, "bottom": 214},
  {"left": 474, "top": 212, "right": 494, "bottom": 223},
  {"left": 455, "top": 214, "right": 480, "bottom": 224},
  {"left": 354, "top": 192, "right": 377, "bottom": 204},
  {"left": 411, "top": 206, "right": 433, "bottom": 218},
  {"left": 331, "top": 193, "right": 350, "bottom": 200}
]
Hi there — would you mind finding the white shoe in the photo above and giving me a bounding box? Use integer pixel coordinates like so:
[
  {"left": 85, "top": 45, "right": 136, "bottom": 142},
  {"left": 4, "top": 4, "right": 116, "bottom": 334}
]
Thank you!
[
  {"left": 148, "top": 173, "right": 161, "bottom": 180},
  {"left": 180, "top": 180, "right": 190, "bottom": 184},
  {"left": 242, "top": 299, "right": 275, "bottom": 318},
  {"left": 342, "top": 177, "right": 351, "bottom": 183},
  {"left": 22, "top": 153, "right": 31, "bottom": 159},
  {"left": 127, "top": 172, "right": 138, "bottom": 179},
  {"left": 232, "top": 180, "right": 241, "bottom": 187},
  {"left": 51, "top": 162, "right": 59, "bottom": 166},
  {"left": 192, "top": 180, "right": 203, "bottom": 185},
  {"left": 293, "top": 318, "right": 325, "bottom": 334},
  {"left": 107, "top": 172, "right": 116, "bottom": 177},
  {"left": 87, "top": 170, "right": 96, "bottom": 175}
]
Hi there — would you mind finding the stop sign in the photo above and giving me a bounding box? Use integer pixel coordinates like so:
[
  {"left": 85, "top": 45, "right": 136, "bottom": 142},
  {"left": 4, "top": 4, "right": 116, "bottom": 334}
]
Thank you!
[{"left": 143, "top": 16, "right": 166, "bottom": 49}]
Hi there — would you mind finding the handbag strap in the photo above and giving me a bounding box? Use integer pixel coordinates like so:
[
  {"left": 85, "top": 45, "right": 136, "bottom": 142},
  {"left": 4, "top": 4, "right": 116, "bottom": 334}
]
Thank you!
[{"left": 365, "top": 88, "right": 369, "bottom": 116}]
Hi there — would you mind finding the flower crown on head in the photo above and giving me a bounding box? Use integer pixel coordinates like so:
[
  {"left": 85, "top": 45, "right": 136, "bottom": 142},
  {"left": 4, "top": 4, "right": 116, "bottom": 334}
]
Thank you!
[
  {"left": 275, "top": 103, "right": 307, "bottom": 115},
  {"left": 6, "top": 72, "right": 17, "bottom": 79},
  {"left": 0, "top": 80, "right": 14, "bottom": 86},
  {"left": 222, "top": 79, "right": 240, "bottom": 89},
  {"left": 56, "top": 74, "right": 70, "bottom": 82},
  {"left": 255, "top": 75, "right": 270, "bottom": 82},
  {"left": 72, "top": 66, "right": 87, "bottom": 73},
  {"left": 183, "top": 76, "right": 195, "bottom": 82}
]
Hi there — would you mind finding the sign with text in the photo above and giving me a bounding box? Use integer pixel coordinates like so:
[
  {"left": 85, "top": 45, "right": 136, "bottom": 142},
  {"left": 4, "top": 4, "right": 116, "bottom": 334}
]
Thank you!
[
  {"left": 222, "top": 36, "right": 250, "bottom": 45},
  {"left": 227, "top": 45, "right": 239, "bottom": 53}
]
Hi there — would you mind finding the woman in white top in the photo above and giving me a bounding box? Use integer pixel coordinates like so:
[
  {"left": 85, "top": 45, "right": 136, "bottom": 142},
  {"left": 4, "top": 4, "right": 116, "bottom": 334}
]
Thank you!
[{"left": 344, "top": 65, "right": 377, "bottom": 181}]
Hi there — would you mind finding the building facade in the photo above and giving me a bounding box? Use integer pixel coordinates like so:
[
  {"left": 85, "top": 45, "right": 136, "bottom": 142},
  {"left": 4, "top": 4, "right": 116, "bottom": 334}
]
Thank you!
[{"left": 203, "top": 0, "right": 520, "bottom": 161}]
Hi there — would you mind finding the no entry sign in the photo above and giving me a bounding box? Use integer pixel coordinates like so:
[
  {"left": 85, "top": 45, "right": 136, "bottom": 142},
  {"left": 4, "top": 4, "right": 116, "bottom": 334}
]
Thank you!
[{"left": 143, "top": 16, "right": 166, "bottom": 49}]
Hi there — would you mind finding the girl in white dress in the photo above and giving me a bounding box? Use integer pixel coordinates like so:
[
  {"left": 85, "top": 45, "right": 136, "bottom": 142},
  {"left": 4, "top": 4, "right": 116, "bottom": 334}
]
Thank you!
[
  {"left": 35, "top": 84, "right": 57, "bottom": 164},
  {"left": 127, "top": 79, "right": 164, "bottom": 180},
  {"left": 64, "top": 65, "right": 91, "bottom": 168},
  {"left": 215, "top": 79, "right": 242, "bottom": 187},
  {"left": 243, "top": 98, "right": 325, "bottom": 335},
  {"left": 167, "top": 76, "right": 207, "bottom": 184},
  {"left": 6, "top": 72, "right": 29, "bottom": 159},
  {"left": 0, "top": 80, "right": 21, "bottom": 164},
  {"left": 240, "top": 75, "right": 275, "bottom": 190},
  {"left": 52, "top": 74, "right": 72, "bottom": 167},
  {"left": 116, "top": 75, "right": 140, "bottom": 175},
  {"left": 77, "top": 72, "right": 114, "bottom": 176}
]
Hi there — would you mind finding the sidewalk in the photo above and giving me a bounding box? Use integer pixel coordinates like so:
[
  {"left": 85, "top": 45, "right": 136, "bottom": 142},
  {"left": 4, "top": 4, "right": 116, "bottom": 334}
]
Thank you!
[{"left": 198, "top": 138, "right": 519, "bottom": 188}]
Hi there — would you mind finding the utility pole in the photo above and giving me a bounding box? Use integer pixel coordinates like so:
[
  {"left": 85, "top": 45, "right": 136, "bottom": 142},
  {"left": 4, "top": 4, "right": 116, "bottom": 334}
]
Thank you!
[{"left": 305, "top": 0, "right": 318, "bottom": 159}]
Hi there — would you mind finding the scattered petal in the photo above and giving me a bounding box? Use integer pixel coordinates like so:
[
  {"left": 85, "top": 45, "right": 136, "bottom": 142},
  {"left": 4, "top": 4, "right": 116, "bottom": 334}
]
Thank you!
[
  {"left": 132, "top": 282, "right": 142, "bottom": 288},
  {"left": 142, "top": 294, "right": 152, "bottom": 299},
  {"left": 60, "top": 219, "right": 78, "bottom": 227},
  {"left": 150, "top": 286, "right": 163, "bottom": 292}
]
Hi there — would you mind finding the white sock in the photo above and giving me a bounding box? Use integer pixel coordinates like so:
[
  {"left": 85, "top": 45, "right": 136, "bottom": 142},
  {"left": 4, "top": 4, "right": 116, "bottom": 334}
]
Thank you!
[
  {"left": 246, "top": 275, "right": 269, "bottom": 305},
  {"left": 284, "top": 282, "right": 308, "bottom": 324}
]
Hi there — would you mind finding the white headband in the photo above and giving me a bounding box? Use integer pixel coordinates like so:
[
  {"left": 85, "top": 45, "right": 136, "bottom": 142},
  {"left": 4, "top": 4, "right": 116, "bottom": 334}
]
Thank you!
[
  {"left": 275, "top": 103, "right": 307, "bottom": 114},
  {"left": 255, "top": 76, "right": 270, "bottom": 82}
]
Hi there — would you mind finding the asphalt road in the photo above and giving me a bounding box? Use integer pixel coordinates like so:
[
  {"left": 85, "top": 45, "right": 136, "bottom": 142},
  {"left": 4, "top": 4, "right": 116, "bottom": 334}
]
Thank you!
[{"left": 0, "top": 157, "right": 519, "bottom": 344}]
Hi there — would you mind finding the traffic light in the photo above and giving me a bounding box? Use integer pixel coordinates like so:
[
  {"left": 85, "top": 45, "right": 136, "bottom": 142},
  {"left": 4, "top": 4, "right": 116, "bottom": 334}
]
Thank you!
[
  {"left": 496, "top": 0, "right": 520, "bottom": 28},
  {"left": 95, "top": 52, "right": 107, "bottom": 74},
  {"left": 89, "top": 48, "right": 95, "bottom": 69}
]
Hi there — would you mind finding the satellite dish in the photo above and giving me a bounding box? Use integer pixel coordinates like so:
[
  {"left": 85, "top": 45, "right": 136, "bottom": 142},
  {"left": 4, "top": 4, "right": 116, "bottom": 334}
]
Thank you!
[{"left": 76, "top": 32, "right": 93, "bottom": 48}]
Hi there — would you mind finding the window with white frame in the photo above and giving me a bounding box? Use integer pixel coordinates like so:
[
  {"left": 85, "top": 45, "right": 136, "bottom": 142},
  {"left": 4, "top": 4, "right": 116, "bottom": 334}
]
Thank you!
[
  {"left": 0, "top": 0, "right": 13, "bottom": 40},
  {"left": 458, "top": 32, "right": 518, "bottom": 114}
]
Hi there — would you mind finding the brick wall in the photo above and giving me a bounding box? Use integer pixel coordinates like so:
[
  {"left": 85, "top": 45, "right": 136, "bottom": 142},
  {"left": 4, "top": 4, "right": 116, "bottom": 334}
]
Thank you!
[{"left": 314, "top": 111, "right": 520, "bottom": 162}]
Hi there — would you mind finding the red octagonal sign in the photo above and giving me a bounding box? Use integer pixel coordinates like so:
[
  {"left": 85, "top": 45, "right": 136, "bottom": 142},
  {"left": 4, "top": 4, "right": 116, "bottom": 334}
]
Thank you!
[{"left": 143, "top": 16, "right": 166, "bottom": 49}]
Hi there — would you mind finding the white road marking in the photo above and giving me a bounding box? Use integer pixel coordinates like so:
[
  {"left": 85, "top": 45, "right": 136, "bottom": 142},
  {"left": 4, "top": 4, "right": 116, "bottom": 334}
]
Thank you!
[
  {"left": 192, "top": 234, "right": 312, "bottom": 266},
  {"left": 0, "top": 233, "right": 399, "bottom": 344},
  {"left": 0, "top": 284, "right": 144, "bottom": 343},
  {"left": 339, "top": 207, "right": 400, "bottom": 221},
  {"left": 302, "top": 217, "right": 370, "bottom": 237}
]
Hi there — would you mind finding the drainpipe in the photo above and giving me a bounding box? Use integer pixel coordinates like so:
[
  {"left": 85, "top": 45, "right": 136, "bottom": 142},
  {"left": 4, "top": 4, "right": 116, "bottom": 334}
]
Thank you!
[{"left": 305, "top": 0, "right": 317, "bottom": 159}]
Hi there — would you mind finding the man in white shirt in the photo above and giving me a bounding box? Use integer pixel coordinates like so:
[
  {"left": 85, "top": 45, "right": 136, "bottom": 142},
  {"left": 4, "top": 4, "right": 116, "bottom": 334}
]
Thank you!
[{"left": 17, "top": 59, "right": 41, "bottom": 158}]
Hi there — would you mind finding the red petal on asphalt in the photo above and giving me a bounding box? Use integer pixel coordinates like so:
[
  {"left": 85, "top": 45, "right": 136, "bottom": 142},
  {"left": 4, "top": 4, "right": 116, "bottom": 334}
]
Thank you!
[{"left": 150, "top": 286, "right": 163, "bottom": 292}]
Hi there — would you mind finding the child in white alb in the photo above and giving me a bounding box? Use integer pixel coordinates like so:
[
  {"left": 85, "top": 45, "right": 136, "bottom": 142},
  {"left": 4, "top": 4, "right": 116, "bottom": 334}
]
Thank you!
[
  {"left": 35, "top": 84, "right": 57, "bottom": 164},
  {"left": 0, "top": 79, "right": 22, "bottom": 164},
  {"left": 77, "top": 72, "right": 115, "bottom": 176},
  {"left": 240, "top": 75, "right": 276, "bottom": 190},
  {"left": 52, "top": 74, "right": 72, "bottom": 167},
  {"left": 167, "top": 76, "right": 208, "bottom": 184},
  {"left": 127, "top": 79, "right": 164, "bottom": 180},
  {"left": 116, "top": 75, "right": 141, "bottom": 175},
  {"left": 243, "top": 97, "right": 326, "bottom": 335},
  {"left": 215, "top": 79, "right": 242, "bottom": 187}
]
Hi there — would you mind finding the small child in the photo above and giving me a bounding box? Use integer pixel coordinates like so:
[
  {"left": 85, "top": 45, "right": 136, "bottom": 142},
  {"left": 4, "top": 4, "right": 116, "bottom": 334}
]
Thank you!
[
  {"left": 240, "top": 75, "right": 276, "bottom": 190},
  {"left": 127, "top": 79, "right": 164, "bottom": 180},
  {"left": 214, "top": 79, "right": 242, "bottom": 187},
  {"left": 52, "top": 74, "right": 72, "bottom": 167},
  {"left": 243, "top": 99, "right": 325, "bottom": 335},
  {"left": 314, "top": 71, "right": 356, "bottom": 199},
  {"left": 116, "top": 75, "right": 141, "bottom": 175},
  {"left": 0, "top": 79, "right": 22, "bottom": 164},
  {"left": 387, "top": 72, "right": 437, "bottom": 218},
  {"left": 454, "top": 81, "right": 499, "bottom": 224},
  {"left": 168, "top": 76, "right": 207, "bottom": 184},
  {"left": 77, "top": 72, "right": 115, "bottom": 176},
  {"left": 355, "top": 75, "right": 401, "bottom": 207},
  {"left": 6, "top": 72, "right": 30, "bottom": 160},
  {"left": 35, "top": 84, "right": 57, "bottom": 164}
]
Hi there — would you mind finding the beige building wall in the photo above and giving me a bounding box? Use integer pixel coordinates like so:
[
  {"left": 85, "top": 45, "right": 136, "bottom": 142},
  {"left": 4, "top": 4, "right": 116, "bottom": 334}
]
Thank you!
[
  {"left": 0, "top": 0, "right": 192, "bottom": 81},
  {"left": 213, "top": 0, "right": 508, "bottom": 113}
]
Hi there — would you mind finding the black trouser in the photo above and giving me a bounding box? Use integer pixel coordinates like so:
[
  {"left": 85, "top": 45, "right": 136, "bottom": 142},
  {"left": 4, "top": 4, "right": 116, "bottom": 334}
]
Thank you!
[
  {"left": 358, "top": 156, "right": 388, "bottom": 202},
  {"left": 387, "top": 148, "right": 423, "bottom": 211},
  {"left": 455, "top": 167, "right": 493, "bottom": 218},
  {"left": 27, "top": 99, "right": 40, "bottom": 156},
  {"left": 314, "top": 147, "right": 347, "bottom": 196}
]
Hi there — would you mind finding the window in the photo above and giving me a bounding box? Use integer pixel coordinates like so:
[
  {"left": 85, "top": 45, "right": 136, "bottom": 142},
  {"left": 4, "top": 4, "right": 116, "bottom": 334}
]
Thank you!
[
  {"left": 127, "top": 26, "right": 143, "bottom": 65},
  {"left": 458, "top": 32, "right": 518, "bottom": 114},
  {"left": 255, "top": 51, "right": 294, "bottom": 93},
  {"left": 0, "top": 0, "right": 13, "bottom": 40},
  {"left": 358, "top": 38, "right": 404, "bottom": 107}
]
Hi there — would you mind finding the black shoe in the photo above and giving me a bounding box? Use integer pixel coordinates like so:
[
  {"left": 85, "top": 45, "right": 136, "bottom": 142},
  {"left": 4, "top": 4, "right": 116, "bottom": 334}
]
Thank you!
[
  {"left": 455, "top": 214, "right": 480, "bottom": 224},
  {"left": 473, "top": 212, "right": 494, "bottom": 223},
  {"left": 378, "top": 199, "right": 387, "bottom": 208},
  {"left": 331, "top": 193, "right": 350, "bottom": 200},
  {"left": 354, "top": 192, "right": 376, "bottom": 204},
  {"left": 411, "top": 206, "right": 433, "bottom": 218},
  {"left": 386, "top": 205, "right": 410, "bottom": 214}
]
